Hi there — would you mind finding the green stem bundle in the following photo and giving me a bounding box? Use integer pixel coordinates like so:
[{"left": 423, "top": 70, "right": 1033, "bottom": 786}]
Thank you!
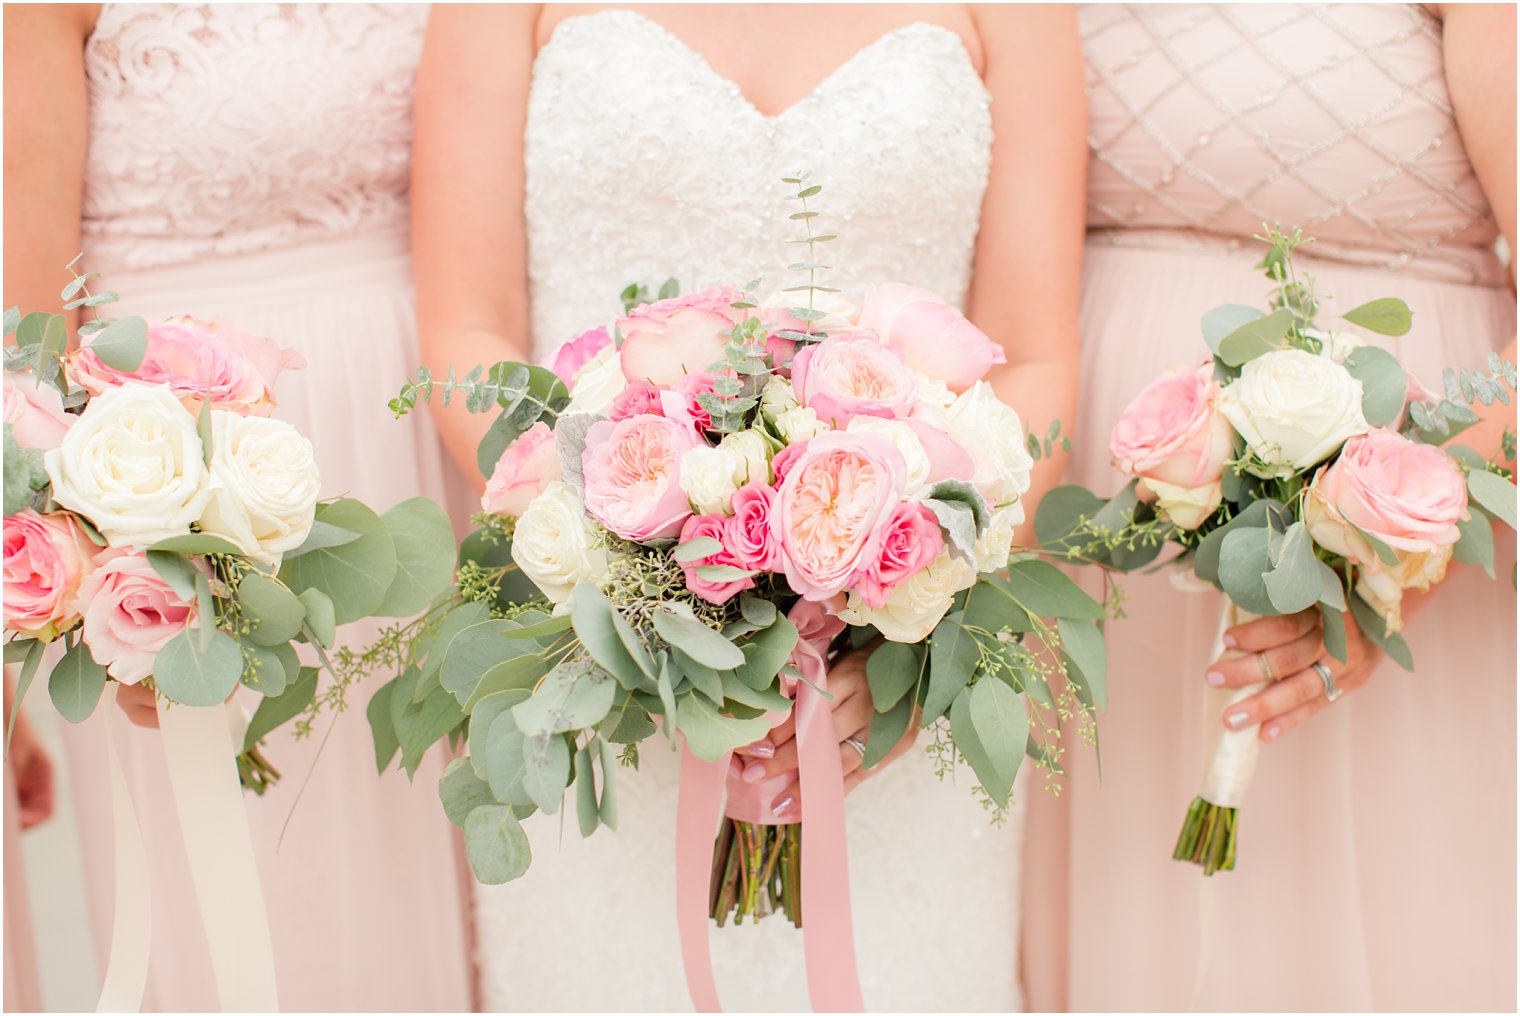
[{"left": 709, "top": 819, "right": 803, "bottom": 927}]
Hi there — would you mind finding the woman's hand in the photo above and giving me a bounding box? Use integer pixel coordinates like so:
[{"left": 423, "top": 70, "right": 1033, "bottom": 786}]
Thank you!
[
  {"left": 733, "top": 645, "right": 919, "bottom": 821},
  {"left": 8, "top": 711, "right": 55, "bottom": 829},
  {"left": 1207, "top": 608, "right": 1380, "bottom": 742},
  {"left": 115, "top": 682, "right": 161, "bottom": 729}
]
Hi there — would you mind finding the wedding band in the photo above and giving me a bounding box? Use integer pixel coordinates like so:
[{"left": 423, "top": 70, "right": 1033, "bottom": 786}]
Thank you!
[
  {"left": 843, "top": 736, "right": 867, "bottom": 758},
  {"left": 1257, "top": 652, "right": 1275, "bottom": 682},
  {"left": 1312, "top": 661, "right": 1342, "bottom": 703}
]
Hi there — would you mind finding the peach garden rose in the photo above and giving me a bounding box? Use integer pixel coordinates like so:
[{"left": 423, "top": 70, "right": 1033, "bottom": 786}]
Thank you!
[
  {"left": 2, "top": 510, "right": 98, "bottom": 640},
  {"left": 482, "top": 421, "right": 562, "bottom": 517},
  {"left": 581, "top": 412, "right": 701, "bottom": 541},
  {"left": 790, "top": 332, "right": 918, "bottom": 427}
]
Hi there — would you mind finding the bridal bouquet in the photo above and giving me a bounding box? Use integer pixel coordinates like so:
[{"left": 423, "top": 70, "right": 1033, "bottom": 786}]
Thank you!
[
  {"left": 373, "top": 178, "right": 1105, "bottom": 1004},
  {"left": 1037, "top": 228, "right": 1518, "bottom": 875},
  {"left": 2, "top": 268, "right": 455, "bottom": 787}
]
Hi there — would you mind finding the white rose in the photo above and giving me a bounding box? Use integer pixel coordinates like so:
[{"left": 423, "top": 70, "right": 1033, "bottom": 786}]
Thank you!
[
  {"left": 44, "top": 383, "right": 211, "bottom": 547},
  {"left": 197, "top": 412, "right": 321, "bottom": 565},
  {"left": 943, "top": 381, "right": 1034, "bottom": 508},
  {"left": 510, "top": 480, "right": 609, "bottom": 604},
  {"left": 846, "top": 416, "right": 933, "bottom": 498},
  {"left": 1355, "top": 545, "right": 1451, "bottom": 635},
  {"left": 1138, "top": 476, "right": 1223, "bottom": 531},
  {"left": 839, "top": 548, "right": 977, "bottom": 642},
  {"left": 564, "top": 346, "right": 627, "bottom": 416},
  {"left": 759, "top": 375, "right": 800, "bottom": 418},
  {"left": 680, "top": 431, "right": 769, "bottom": 516},
  {"left": 972, "top": 505, "right": 1022, "bottom": 573},
  {"left": 773, "top": 405, "right": 831, "bottom": 445},
  {"left": 912, "top": 374, "right": 957, "bottom": 414},
  {"left": 1218, "top": 349, "right": 1369, "bottom": 478}
]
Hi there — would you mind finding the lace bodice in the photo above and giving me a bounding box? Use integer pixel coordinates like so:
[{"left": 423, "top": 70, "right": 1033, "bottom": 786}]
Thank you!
[
  {"left": 82, "top": 3, "right": 426, "bottom": 272},
  {"left": 523, "top": 11, "right": 992, "bottom": 357},
  {"left": 1082, "top": 3, "right": 1503, "bottom": 285}
]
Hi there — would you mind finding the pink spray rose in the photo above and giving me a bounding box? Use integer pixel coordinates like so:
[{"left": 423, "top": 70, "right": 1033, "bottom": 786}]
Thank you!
[
  {"left": 3, "top": 374, "right": 74, "bottom": 450},
  {"left": 609, "top": 381, "right": 663, "bottom": 421},
  {"left": 3, "top": 510, "right": 98, "bottom": 640},
  {"left": 724, "top": 481, "right": 780, "bottom": 571},
  {"left": 1302, "top": 430, "right": 1469, "bottom": 631},
  {"left": 852, "top": 502, "right": 945, "bottom": 609},
  {"left": 70, "top": 316, "right": 304, "bottom": 416},
  {"left": 618, "top": 287, "right": 745, "bottom": 386},
  {"left": 548, "top": 327, "right": 612, "bottom": 388},
  {"left": 481, "top": 422, "right": 562, "bottom": 517},
  {"left": 1109, "top": 364, "right": 1236, "bottom": 530},
  {"left": 856, "top": 284, "right": 1005, "bottom": 391},
  {"left": 677, "top": 513, "right": 755, "bottom": 604},
  {"left": 771, "top": 431, "right": 908, "bottom": 600},
  {"left": 581, "top": 413, "right": 701, "bottom": 541},
  {"left": 670, "top": 371, "right": 726, "bottom": 433},
  {"left": 790, "top": 332, "right": 919, "bottom": 428},
  {"left": 74, "top": 550, "right": 197, "bottom": 684}
]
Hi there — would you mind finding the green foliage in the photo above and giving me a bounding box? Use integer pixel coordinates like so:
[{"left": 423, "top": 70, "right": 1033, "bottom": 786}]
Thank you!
[
  {"left": 439, "top": 757, "right": 496, "bottom": 828},
  {"left": 1467, "top": 469, "right": 1516, "bottom": 530},
  {"left": 48, "top": 641, "right": 109, "bottom": 723},
  {"left": 675, "top": 693, "right": 773, "bottom": 762},
  {"left": 153, "top": 628, "right": 244, "bottom": 706},
  {"left": 865, "top": 641, "right": 923, "bottom": 713},
  {"left": 1348, "top": 592, "right": 1413, "bottom": 671},
  {"left": 1216, "top": 308, "right": 1293, "bottom": 367},
  {"left": 244, "top": 668, "right": 318, "bottom": 752},
  {"left": 3, "top": 425, "right": 50, "bottom": 517},
  {"left": 1261, "top": 521, "right": 1322, "bottom": 614},
  {"left": 1341, "top": 297, "right": 1413, "bottom": 336},
  {"left": 278, "top": 498, "right": 398, "bottom": 625},
  {"left": 1217, "top": 525, "right": 1282, "bottom": 617},
  {"left": 1342, "top": 345, "right": 1409, "bottom": 427},
  {"left": 464, "top": 804, "right": 532, "bottom": 884},
  {"left": 375, "top": 497, "right": 457, "bottom": 617},
  {"left": 235, "top": 571, "right": 306, "bottom": 646}
]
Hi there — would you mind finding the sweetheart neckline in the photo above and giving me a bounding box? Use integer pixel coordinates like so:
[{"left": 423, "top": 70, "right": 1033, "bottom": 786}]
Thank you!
[{"left": 535, "top": 9, "right": 984, "bottom": 122}]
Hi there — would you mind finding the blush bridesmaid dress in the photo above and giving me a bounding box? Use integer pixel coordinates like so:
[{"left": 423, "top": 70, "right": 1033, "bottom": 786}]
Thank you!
[
  {"left": 1025, "top": 5, "right": 1516, "bottom": 1011},
  {"left": 39, "top": 5, "right": 474, "bottom": 1009}
]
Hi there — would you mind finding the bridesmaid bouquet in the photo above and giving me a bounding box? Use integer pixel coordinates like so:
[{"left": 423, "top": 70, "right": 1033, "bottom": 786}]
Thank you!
[
  {"left": 1037, "top": 228, "right": 1518, "bottom": 874},
  {"left": 372, "top": 178, "right": 1106, "bottom": 970},
  {"left": 2, "top": 268, "right": 455, "bottom": 788}
]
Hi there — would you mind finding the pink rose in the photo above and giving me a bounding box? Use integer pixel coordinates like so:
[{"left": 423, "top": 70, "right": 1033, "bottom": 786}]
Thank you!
[
  {"left": 609, "top": 381, "right": 663, "bottom": 421},
  {"left": 677, "top": 513, "right": 755, "bottom": 604},
  {"left": 725, "top": 481, "right": 780, "bottom": 571},
  {"left": 852, "top": 502, "right": 944, "bottom": 609},
  {"left": 581, "top": 413, "right": 701, "bottom": 541},
  {"left": 1110, "top": 365, "right": 1236, "bottom": 530},
  {"left": 771, "top": 431, "right": 908, "bottom": 600},
  {"left": 74, "top": 550, "right": 197, "bottom": 684},
  {"left": 758, "top": 304, "right": 808, "bottom": 371},
  {"left": 3, "top": 510, "right": 98, "bottom": 639},
  {"left": 856, "top": 284, "right": 1005, "bottom": 391},
  {"left": 670, "top": 371, "right": 732, "bottom": 433},
  {"left": 481, "top": 422, "right": 562, "bottom": 517},
  {"left": 548, "top": 327, "right": 612, "bottom": 388},
  {"left": 771, "top": 441, "right": 810, "bottom": 485},
  {"left": 1303, "top": 430, "right": 1467, "bottom": 559},
  {"left": 618, "top": 287, "right": 745, "bottom": 386},
  {"left": 790, "top": 332, "right": 918, "bottom": 427},
  {"left": 69, "top": 316, "right": 304, "bottom": 416},
  {"left": 3, "top": 374, "right": 74, "bottom": 449}
]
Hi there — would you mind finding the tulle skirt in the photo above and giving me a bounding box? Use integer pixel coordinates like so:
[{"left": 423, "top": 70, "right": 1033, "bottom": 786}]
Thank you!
[
  {"left": 49, "top": 229, "right": 476, "bottom": 1011},
  {"left": 1024, "top": 240, "right": 1517, "bottom": 1011}
]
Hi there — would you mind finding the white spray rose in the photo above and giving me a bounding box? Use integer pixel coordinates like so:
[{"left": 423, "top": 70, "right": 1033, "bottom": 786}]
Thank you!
[
  {"left": 44, "top": 383, "right": 211, "bottom": 547},
  {"left": 510, "top": 481, "right": 610, "bottom": 604},
  {"left": 839, "top": 547, "right": 978, "bottom": 642},
  {"left": 760, "top": 375, "right": 800, "bottom": 418},
  {"left": 972, "top": 505, "right": 1022, "bottom": 573},
  {"left": 912, "top": 374, "right": 958, "bottom": 414},
  {"left": 679, "top": 431, "right": 770, "bottom": 516},
  {"left": 846, "top": 416, "right": 933, "bottom": 499},
  {"left": 773, "top": 406, "right": 831, "bottom": 445},
  {"left": 943, "top": 381, "right": 1034, "bottom": 508},
  {"left": 564, "top": 346, "right": 627, "bottom": 416},
  {"left": 1218, "top": 348, "right": 1369, "bottom": 478},
  {"left": 197, "top": 412, "right": 321, "bottom": 565}
]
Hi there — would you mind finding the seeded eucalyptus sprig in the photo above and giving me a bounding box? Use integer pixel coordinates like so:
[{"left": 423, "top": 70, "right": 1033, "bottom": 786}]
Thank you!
[
  {"left": 390, "top": 361, "right": 571, "bottom": 477},
  {"left": 773, "top": 173, "right": 839, "bottom": 347},
  {"left": 1406, "top": 351, "right": 1518, "bottom": 442}
]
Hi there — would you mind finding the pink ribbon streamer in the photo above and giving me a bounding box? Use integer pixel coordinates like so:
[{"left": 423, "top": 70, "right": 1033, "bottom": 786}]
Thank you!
[{"left": 675, "top": 601, "right": 865, "bottom": 1012}]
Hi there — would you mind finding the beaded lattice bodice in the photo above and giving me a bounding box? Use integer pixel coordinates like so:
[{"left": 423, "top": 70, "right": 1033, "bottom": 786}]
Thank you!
[
  {"left": 82, "top": 3, "right": 426, "bottom": 272},
  {"left": 523, "top": 10, "right": 993, "bottom": 357},
  {"left": 1082, "top": 3, "right": 1502, "bottom": 285}
]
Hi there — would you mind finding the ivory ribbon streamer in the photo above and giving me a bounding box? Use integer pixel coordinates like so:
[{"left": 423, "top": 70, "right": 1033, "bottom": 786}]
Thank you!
[
  {"left": 675, "top": 601, "right": 865, "bottom": 1013},
  {"left": 1198, "top": 603, "right": 1266, "bottom": 808},
  {"left": 96, "top": 684, "right": 151, "bottom": 1013},
  {"left": 158, "top": 699, "right": 279, "bottom": 1011}
]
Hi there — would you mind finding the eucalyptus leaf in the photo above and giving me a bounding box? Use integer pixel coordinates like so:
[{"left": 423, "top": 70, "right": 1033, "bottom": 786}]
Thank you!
[
  {"left": 598, "top": 739, "right": 619, "bottom": 829},
  {"left": 1201, "top": 304, "right": 1266, "bottom": 353},
  {"left": 575, "top": 745, "right": 599, "bottom": 837},
  {"left": 1318, "top": 603, "right": 1349, "bottom": 665},
  {"left": 653, "top": 606, "right": 744, "bottom": 670},
  {"left": 1217, "top": 525, "right": 1282, "bottom": 617},
  {"left": 440, "top": 757, "right": 498, "bottom": 828},
  {"left": 83, "top": 316, "right": 148, "bottom": 372},
  {"left": 1348, "top": 593, "right": 1414, "bottom": 671},
  {"left": 570, "top": 583, "right": 652, "bottom": 690},
  {"left": 1262, "top": 521, "right": 1322, "bottom": 614},
  {"left": 1343, "top": 346, "right": 1408, "bottom": 427},
  {"left": 277, "top": 498, "right": 398, "bottom": 625},
  {"left": 439, "top": 619, "right": 531, "bottom": 704},
  {"left": 285, "top": 520, "right": 362, "bottom": 558},
  {"left": 240, "top": 641, "right": 295, "bottom": 696},
  {"left": 738, "top": 594, "right": 777, "bottom": 628},
  {"left": 520, "top": 732, "right": 571, "bottom": 813},
  {"left": 1193, "top": 499, "right": 1285, "bottom": 585},
  {"left": 296, "top": 587, "right": 336, "bottom": 649},
  {"left": 968, "top": 678, "right": 1028, "bottom": 806},
  {"left": 513, "top": 664, "right": 616, "bottom": 737},
  {"left": 1056, "top": 618, "right": 1107, "bottom": 710},
  {"left": 923, "top": 616, "right": 978, "bottom": 723},
  {"left": 484, "top": 713, "right": 535, "bottom": 805},
  {"left": 399, "top": 686, "right": 465, "bottom": 777},
  {"left": 1467, "top": 469, "right": 1517, "bottom": 530},
  {"left": 244, "top": 667, "right": 318, "bottom": 752},
  {"left": 732, "top": 615, "right": 798, "bottom": 690},
  {"left": 2, "top": 427, "right": 49, "bottom": 517},
  {"left": 675, "top": 693, "right": 772, "bottom": 762},
  {"left": 153, "top": 628, "right": 243, "bottom": 706},
  {"left": 1453, "top": 504, "right": 1496, "bottom": 578},
  {"left": 376, "top": 497, "right": 457, "bottom": 617},
  {"left": 1316, "top": 560, "right": 1349, "bottom": 611},
  {"left": 145, "top": 532, "right": 244, "bottom": 556},
  {"left": 862, "top": 696, "right": 912, "bottom": 770},
  {"left": 469, "top": 689, "right": 530, "bottom": 779},
  {"left": 464, "top": 804, "right": 532, "bottom": 884},
  {"left": 866, "top": 641, "right": 923, "bottom": 713},
  {"left": 1217, "top": 308, "right": 1293, "bottom": 367},
  {"left": 674, "top": 536, "right": 724, "bottom": 562},
  {"left": 1342, "top": 297, "right": 1413, "bottom": 336},
  {"left": 237, "top": 571, "right": 306, "bottom": 646},
  {"left": 1002, "top": 560, "right": 1106, "bottom": 620},
  {"left": 948, "top": 687, "right": 1006, "bottom": 808},
  {"left": 49, "top": 641, "right": 109, "bottom": 723},
  {"left": 671, "top": 650, "right": 724, "bottom": 703},
  {"left": 146, "top": 550, "right": 198, "bottom": 601},
  {"left": 600, "top": 689, "right": 657, "bottom": 743},
  {"left": 367, "top": 679, "right": 399, "bottom": 772}
]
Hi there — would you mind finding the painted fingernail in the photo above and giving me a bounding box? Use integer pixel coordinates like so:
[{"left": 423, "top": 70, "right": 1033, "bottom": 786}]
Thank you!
[
  {"left": 1205, "top": 670, "right": 1225, "bottom": 687},
  {"left": 772, "top": 795, "right": 795, "bottom": 817},
  {"left": 1227, "top": 711, "right": 1251, "bottom": 729},
  {"left": 742, "top": 763, "right": 766, "bottom": 784},
  {"left": 742, "top": 741, "right": 774, "bottom": 758},
  {"left": 1262, "top": 724, "right": 1280, "bottom": 741},
  {"left": 1222, "top": 634, "right": 1239, "bottom": 649}
]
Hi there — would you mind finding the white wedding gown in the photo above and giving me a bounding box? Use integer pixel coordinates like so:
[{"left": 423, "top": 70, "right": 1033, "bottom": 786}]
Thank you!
[{"left": 474, "top": 12, "right": 1027, "bottom": 1011}]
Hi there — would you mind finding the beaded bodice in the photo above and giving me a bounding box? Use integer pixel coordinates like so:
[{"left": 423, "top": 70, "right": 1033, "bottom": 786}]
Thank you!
[
  {"left": 523, "top": 11, "right": 993, "bottom": 356},
  {"left": 81, "top": 3, "right": 426, "bottom": 272},
  {"left": 1082, "top": 3, "right": 1503, "bottom": 285}
]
